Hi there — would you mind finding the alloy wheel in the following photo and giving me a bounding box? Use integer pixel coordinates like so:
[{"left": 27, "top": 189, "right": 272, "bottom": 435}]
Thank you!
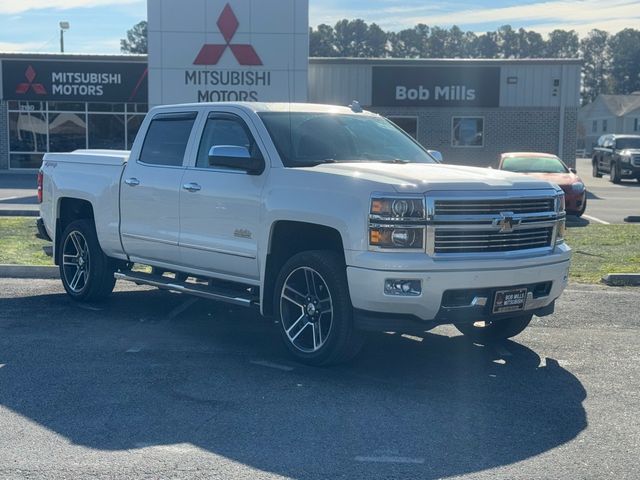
[
  {"left": 62, "top": 231, "right": 90, "bottom": 293},
  {"left": 279, "top": 266, "right": 333, "bottom": 353}
]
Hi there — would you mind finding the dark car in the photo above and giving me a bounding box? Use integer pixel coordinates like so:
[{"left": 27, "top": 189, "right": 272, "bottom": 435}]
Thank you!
[
  {"left": 499, "top": 152, "right": 587, "bottom": 216},
  {"left": 592, "top": 134, "right": 640, "bottom": 183}
]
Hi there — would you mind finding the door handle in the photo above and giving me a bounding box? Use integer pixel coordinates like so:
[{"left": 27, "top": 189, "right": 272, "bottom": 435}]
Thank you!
[
  {"left": 182, "top": 182, "right": 201, "bottom": 192},
  {"left": 124, "top": 177, "right": 140, "bottom": 186}
]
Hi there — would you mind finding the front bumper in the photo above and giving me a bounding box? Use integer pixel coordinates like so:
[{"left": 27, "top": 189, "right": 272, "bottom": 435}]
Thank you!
[
  {"left": 346, "top": 245, "right": 570, "bottom": 328},
  {"left": 565, "top": 191, "right": 586, "bottom": 214},
  {"left": 620, "top": 163, "right": 640, "bottom": 178}
]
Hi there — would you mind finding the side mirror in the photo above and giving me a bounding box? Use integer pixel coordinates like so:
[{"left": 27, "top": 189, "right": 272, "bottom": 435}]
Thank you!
[
  {"left": 427, "top": 149, "right": 443, "bottom": 163},
  {"left": 569, "top": 167, "right": 577, "bottom": 174},
  {"left": 208, "top": 145, "right": 264, "bottom": 175}
]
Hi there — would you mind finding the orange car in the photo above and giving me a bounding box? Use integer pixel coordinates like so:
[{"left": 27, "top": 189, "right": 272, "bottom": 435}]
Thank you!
[{"left": 499, "top": 152, "right": 587, "bottom": 216}]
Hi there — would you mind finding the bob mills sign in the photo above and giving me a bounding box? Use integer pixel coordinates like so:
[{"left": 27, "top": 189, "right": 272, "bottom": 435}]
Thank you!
[
  {"left": 372, "top": 66, "right": 500, "bottom": 107},
  {"left": 147, "top": 0, "right": 309, "bottom": 106}
]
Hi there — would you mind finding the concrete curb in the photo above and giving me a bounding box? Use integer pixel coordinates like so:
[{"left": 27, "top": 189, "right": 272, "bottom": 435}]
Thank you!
[
  {"left": 601, "top": 273, "right": 640, "bottom": 287},
  {"left": 0, "top": 265, "right": 59, "bottom": 279},
  {"left": 0, "top": 210, "right": 39, "bottom": 217}
]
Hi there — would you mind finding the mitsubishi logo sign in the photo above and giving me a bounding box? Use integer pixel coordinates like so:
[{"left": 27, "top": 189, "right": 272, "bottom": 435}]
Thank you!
[
  {"left": 147, "top": 0, "right": 308, "bottom": 105},
  {"left": 494, "top": 212, "right": 522, "bottom": 233},
  {"left": 16, "top": 66, "right": 47, "bottom": 95},
  {"left": 194, "top": 3, "right": 262, "bottom": 66}
]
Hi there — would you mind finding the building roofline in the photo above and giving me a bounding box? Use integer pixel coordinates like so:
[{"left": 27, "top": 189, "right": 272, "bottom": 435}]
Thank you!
[
  {"left": 309, "top": 57, "right": 583, "bottom": 66},
  {"left": 0, "top": 52, "right": 147, "bottom": 62}
]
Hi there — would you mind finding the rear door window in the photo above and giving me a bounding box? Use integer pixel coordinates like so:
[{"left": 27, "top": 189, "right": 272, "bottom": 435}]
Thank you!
[{"left": 139, "top": 112, "right": 197, "bottom": 167}]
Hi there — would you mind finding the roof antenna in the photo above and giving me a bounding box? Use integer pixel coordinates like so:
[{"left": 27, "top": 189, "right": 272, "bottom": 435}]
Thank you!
[{"left": 349, "top": 100, "right": 363, "bottom": 113}]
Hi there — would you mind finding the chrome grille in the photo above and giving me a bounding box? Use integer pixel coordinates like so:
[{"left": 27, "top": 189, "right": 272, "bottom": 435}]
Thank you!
[
  {"left": 632, "top": 155, "right": 640, "bottom": 167},
  {"left": 426, "top": 191, "right": 561, "bottom": 255},
  {"left": 434, "top": 198, "right": 555, "bottom": 215},
  {"left": 434, "top": 227, "right": 553, "bottom": 253}
]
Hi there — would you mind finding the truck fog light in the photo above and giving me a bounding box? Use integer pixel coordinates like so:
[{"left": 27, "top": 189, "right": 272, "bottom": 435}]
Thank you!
[{"left": 384, "top": 279, "right": 422, "bottom": 296}]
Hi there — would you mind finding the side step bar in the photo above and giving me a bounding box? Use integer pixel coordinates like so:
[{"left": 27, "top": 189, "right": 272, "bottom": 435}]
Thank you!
[{"left": 114, "top": 271, "right": 258, "bottom": 308}]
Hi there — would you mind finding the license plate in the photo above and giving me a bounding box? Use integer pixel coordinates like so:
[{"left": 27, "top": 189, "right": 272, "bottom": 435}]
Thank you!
[{"left": 493, "top": 288, "right": 527, "bottom": 314}]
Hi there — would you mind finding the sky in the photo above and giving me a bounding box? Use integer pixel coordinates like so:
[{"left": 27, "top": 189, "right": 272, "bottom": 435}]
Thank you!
[{"left": 0, "top": 0, "right": 639, "bottom": 54}]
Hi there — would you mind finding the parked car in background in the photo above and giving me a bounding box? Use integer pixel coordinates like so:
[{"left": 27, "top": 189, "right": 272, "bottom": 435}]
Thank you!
[
  {"left": 499, "top": 152, "right": 586, "bottom": 217},
  {"left": 592, "top": 134, "right": 640, "bottom": 183}
]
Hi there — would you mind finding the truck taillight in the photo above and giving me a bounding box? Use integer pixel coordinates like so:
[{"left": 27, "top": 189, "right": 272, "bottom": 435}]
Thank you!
[{"left": 37, "top": 171, "right": 43, "bottom": 204}]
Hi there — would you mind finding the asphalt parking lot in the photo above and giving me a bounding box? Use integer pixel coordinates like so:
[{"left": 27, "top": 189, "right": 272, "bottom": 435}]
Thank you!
[
  {"left": 1, "top": 279, "right": 638, "bottom": 479},
  {"left": 575, "top": 157, "right": 640, "bottom": 224}
]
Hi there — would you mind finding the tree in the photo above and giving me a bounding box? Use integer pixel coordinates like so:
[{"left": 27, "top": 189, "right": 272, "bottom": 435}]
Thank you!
[
  {"left": 580, "top": 29, "right": 611, "bottom": 103},
  {"left": 497, "top": 25, "right": 519, "bottom": 58},
  {"left": 120, "top": 20, "right": 147, "bottom": 54},
  {"left": 473, "top": 32, "right": 499, "bottom": 58},
  {"left": 546, "top": 29, "right": 579, "bottom": 58},
  {"left": 608, "top": 28, "right": 640, "bottom": 94},
  {"left": 334, "top": 19, "right": 369, "bottom": 57},
  {"left": 366, "top": 23, "right": 388, "bottom": 57},
  {"left": 310, "top": 24, "right": 336, "bottom": 57},
  {"left": 518, "top": 28, "right": 546, "bottom": 58},
  {"left": 427, "top": 26, "right": 448, "bottom": 57}
]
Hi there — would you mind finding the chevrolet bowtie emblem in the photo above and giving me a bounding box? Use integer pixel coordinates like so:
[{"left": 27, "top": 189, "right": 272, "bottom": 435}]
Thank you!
[{"left": 494, "top": 212, "right": 521, "bottom": 233}]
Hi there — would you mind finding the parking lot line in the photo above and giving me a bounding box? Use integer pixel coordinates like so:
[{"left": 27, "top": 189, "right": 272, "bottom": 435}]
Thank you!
[
  {"left": 582, "top": 214, "right": 610, "bottom": 225},
  {"left": 354, "top": 455, "right": 425, "bottom": 464}
]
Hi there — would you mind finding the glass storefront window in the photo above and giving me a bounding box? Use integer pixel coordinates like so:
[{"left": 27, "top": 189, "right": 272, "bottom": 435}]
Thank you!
[
  {"left": 89, "top": 103, "right": 125, "bottom": 112},
  {"left": 47, "top": 102, "right": 86, "bottom": 112},
  {"left": 48, "top": 112, "right": 87, "bottom": 152},
  {"left": 9, "top": 153, "right": 45, "bottom": 169},
  {"left": 88, "top": 114, "right": 125, "bottom": 149},
  {"left": 387, "top": 116, "right": 418, "bottom": 139},
  {"left": 127, "top": 103, "right": 148, "bottom": 113},
  {"left": 127, "top": 114, "right": 145, "bottom": 149},
  {"left": 452, "top": 117, "right": 484, "bottom": 147},
  {"left": 8, "top": 101, "right": 45, "bottom": 111},
  {"left": 9, "top": 112, "right": 47, "bottom": 152}
]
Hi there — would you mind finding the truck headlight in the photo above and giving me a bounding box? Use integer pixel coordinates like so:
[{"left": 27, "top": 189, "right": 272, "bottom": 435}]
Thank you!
[
  {"left": 369, "top": 226, "right": 424, "bottom": 250},
  {"left": 556, "top": 193, "right": 565, "bottom": 213},
  {"left": 571, "top": 182, "right": 585, "bottom": 193},
  {"left": 370, "top": 197, "right": 425, "bottom": 221},
  {"left": 621, "top": 155, "right": 631, "bottom": 164}
]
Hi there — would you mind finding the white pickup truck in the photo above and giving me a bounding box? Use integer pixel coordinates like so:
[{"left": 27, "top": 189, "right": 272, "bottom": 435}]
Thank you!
[{"left": 39, "top": 102, "right": 571, "bottom": 365}]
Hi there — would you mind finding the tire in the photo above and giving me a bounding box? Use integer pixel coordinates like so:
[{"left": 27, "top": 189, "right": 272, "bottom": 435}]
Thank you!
[
  {"left": 59, "top": 219, "right": 116, "bottom": 302},
  {"left": 610, "top": 162, "right": 621, "bottom": 184},
  {"left": 273, "top": 250, "right": 363, "bottom": 366},
  {"left": 592, "top": 160, "right": 602, "bottom": 178},
  {"left": 455, "top": 314, "right": 533, "bottom": 344},
  {"left": 575, "top": 196, "right": 587, "bottom": 217}
]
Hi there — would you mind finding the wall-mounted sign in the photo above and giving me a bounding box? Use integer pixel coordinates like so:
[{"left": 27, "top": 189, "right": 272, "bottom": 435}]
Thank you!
[
  {"left": 148, "top": 0, "right": 309, "bottom": 106},
  {"left": 372, "top": 66, "right": 500, "bottom": 107},
  {"left": 1, "top": 59, "right": 148, "bottom": 102}
]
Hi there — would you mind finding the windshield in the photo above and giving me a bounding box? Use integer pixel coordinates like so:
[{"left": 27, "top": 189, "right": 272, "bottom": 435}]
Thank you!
[
  {"left": 501, "top": 156, "right": 568, "bottom": 174},
  {"left": 616, "top": 138, "right": 640, "bottom": 150},
  {"left": 258, "top": 112, "right": 436, "bottom": 167}
]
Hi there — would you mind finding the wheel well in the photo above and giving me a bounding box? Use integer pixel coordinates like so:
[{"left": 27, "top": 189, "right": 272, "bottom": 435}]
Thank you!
[
  {"left": 55, "top": 198, "right": 95, "bottom": 265},
  {"left": 263, "top": 221, "right": 345, "bottom": 316}
]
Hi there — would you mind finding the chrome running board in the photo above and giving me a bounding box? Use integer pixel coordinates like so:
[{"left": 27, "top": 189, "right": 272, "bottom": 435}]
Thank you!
[{"left": 114, "top": 271, "right": 258, "bottom": 308}]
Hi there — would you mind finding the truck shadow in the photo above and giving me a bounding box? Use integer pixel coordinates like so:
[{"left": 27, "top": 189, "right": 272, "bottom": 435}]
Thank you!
[{"left": 0, "top": 288, "right": 587, "bottom": 479}]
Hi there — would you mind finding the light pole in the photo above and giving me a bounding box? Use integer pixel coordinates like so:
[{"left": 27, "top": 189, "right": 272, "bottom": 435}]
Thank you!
[{"left": 59, "top": 21, "right": 70, "bottom": 53}]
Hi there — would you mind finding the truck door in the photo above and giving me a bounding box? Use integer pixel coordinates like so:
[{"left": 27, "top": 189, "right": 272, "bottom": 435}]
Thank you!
[
  {"left": 178, "top": 111, "right": 266, "bottom": 281},
  {"left": 120, "top": 111, "right": 198, "bottom": 266}
]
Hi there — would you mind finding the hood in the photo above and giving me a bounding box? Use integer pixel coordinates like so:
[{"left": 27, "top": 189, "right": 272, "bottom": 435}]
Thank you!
[
  {"left": 517, "top": 171, "right": 581, "bottom": 187},
  {"left": 302, "top": 162, "right": 559, "bottom": 193}
]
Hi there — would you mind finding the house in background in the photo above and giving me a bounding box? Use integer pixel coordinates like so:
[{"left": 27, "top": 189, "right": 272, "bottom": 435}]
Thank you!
[{"left": 579, "top": 93, "right": 640, "bottom": 154}]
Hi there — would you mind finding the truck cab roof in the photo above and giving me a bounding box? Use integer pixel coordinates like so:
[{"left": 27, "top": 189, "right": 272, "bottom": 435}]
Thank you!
[{"left": 147, "top": 102, "right": 378, "bottom": 116}]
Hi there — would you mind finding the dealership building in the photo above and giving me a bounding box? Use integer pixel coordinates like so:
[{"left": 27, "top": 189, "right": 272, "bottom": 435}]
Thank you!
[{"left": 0, "top": 0, "right": 581, "bottom": 172}]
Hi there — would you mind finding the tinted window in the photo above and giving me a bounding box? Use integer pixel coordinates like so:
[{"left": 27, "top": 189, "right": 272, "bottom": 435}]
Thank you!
[
  {"left": 615, "top": 137, "right": 640, "bottom": 149},
  {"left": 259, "top": 112, "right": 434, "bottom": 167},
  {"left": 139, "top": 113, "right": 197, "bottom": 166},
  {"left": 196, "top": 115, "right": 261, "bottom": 168}
]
